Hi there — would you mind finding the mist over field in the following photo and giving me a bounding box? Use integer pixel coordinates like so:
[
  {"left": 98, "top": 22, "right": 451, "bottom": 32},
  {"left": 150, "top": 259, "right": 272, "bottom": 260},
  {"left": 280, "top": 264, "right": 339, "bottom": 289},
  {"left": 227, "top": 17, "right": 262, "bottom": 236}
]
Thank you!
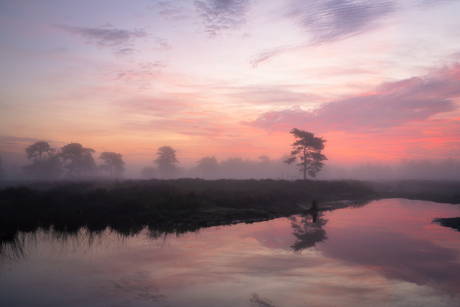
[{"left": 1, "top": 146, "right": 460, "bottom": 181}]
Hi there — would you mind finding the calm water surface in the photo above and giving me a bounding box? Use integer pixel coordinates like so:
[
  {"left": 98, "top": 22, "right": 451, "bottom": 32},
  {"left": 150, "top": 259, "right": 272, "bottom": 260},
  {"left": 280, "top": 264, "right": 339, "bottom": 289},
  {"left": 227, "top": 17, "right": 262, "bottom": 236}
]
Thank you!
[{"left": 1, "top": 199, "right": 460, "bottom": 307}]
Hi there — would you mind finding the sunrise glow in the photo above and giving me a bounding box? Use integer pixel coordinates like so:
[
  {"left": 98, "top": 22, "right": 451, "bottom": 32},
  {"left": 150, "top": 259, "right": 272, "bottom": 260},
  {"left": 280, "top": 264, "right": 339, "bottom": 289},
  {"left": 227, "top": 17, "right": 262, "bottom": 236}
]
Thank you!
[{"left": 1, "top": 0, "right": 460, "bottom": 178}]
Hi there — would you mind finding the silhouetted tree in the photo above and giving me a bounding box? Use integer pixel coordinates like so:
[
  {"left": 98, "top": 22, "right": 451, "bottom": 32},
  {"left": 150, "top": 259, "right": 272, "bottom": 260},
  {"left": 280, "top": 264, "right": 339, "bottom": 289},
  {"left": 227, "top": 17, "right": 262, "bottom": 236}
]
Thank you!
[
  {"left": 60, "top": 143, "right": 96, "bottom": 177},
  {"left": 22, "top": 141, "right": 62, "bottom": 179},
  {"left": 196, "top": 156, "right": 219, "bottom": 178},
  {"left": 140, "top": 166, "right": 155, "bottom": 179},
  {"left": 284, "top": 128, "right": 327, "bottom": 180},
  {"left": 154, "top": 146, "right": 179, "bottom": 177},
  {"left": 25, "top": 141, "right": 55, "bottom": 163},
  {"left": 99, "top": 152, "right": 125, "bottom": 177}
]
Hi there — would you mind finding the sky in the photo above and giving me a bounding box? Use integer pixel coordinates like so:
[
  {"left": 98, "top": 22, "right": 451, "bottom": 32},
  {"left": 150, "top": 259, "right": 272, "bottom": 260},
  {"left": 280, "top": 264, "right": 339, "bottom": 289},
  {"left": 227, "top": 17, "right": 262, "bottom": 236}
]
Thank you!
[{"left": 1, "top": 0, "right": 460, "bottom": 175}]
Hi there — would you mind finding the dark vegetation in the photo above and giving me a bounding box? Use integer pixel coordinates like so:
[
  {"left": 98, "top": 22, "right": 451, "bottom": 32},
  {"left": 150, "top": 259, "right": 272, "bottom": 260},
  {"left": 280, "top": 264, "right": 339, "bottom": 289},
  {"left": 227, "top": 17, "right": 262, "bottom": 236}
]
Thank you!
[
  {"left": 1, "top": 175, "right": 460, "bottom": 259},
  {"left": 1, "top": 178, "right": 459, "bottom": 243},
  {"left": 0, "top": 179, "right": 375, "bottom": 250},
  {"left": 433, "top": 218, "right": 460, "bottom": 232}
]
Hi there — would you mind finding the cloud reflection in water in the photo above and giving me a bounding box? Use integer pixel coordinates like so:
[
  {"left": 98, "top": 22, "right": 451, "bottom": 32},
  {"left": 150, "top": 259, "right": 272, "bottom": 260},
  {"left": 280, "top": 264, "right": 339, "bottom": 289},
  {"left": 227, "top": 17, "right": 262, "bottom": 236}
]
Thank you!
[{"left": 1, "top": 199, "right": 460, "bottom": 306}]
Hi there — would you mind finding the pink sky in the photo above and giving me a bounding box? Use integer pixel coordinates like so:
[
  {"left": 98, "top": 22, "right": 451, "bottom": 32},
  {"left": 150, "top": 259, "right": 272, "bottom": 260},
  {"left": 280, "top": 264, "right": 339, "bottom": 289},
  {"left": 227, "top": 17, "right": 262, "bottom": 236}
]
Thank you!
[{"left": 1, "top": 0, "right": 460, "bottom": 175}]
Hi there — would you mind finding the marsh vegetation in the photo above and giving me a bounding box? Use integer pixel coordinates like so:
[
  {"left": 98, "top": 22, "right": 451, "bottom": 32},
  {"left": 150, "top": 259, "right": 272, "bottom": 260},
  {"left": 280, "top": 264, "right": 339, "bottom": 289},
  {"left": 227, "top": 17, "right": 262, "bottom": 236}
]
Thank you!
[{"left": 1, "top": 178, "right": 459, "bottom": 250}]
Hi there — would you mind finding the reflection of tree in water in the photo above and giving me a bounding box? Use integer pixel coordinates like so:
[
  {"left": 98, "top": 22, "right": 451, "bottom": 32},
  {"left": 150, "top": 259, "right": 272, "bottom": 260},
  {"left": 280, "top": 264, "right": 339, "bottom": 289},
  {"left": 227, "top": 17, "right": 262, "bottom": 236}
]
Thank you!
[{"left": 290, "top": 212, "right": 328, "bottom": 251}]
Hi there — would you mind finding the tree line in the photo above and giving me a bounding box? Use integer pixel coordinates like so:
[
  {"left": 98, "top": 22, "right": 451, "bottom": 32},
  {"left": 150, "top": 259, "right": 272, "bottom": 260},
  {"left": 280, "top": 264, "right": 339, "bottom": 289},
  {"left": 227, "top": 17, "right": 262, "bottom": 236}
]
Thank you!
[
  {"left": 0, "top": 128, "right": 327, "bottom": 180},
  {"left": 20, "top": 142, "right": 125, "bottom": 179},
  {"left": 141, "top": 129, "right": 327, "bottom": 180}
]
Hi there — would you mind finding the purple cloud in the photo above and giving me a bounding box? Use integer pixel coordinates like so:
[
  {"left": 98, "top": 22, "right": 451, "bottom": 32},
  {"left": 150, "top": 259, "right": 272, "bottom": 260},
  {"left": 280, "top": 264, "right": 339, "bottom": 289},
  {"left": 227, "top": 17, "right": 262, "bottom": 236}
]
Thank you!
[
  {"left": 252, "top": 0, "right": 396, "bottom": 67},
  {"left": 58, "top": 25, "right": 147, "bottom": 47},
  {"left": 56, "top": 25, "right": 149, "bottom": 57},
  {"left": 245, "top": 64, "right": 460, "bottom": 133},
  {"left": 288, "top": 0, "right": 395, "bottom": 44},
  {"left": 194, "top": 0, "right": 250, "bottom": 37},
  {"left": 251, "top": 0, "right": 457, "bottom": 67}
]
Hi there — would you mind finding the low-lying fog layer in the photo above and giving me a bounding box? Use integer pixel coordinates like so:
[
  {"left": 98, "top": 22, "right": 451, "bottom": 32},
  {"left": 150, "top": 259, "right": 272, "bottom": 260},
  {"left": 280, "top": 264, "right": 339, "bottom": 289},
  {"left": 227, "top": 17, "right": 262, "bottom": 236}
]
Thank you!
[{"left": 2, "top": 153, "right": 460, "bottom": 181}]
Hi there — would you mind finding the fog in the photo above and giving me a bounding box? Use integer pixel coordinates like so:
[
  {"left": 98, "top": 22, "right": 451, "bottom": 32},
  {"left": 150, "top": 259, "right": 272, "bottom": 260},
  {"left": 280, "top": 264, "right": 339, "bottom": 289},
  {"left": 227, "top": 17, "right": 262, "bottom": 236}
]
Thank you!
[
  {"left": 169, "top": 157, "right": 460, "bottom": 181},
  {"left": 2, "top": 148, "right": 460, "bottom": 181},
  {"left": 317, "top": 159, "right": 460, "bottom": 181}
]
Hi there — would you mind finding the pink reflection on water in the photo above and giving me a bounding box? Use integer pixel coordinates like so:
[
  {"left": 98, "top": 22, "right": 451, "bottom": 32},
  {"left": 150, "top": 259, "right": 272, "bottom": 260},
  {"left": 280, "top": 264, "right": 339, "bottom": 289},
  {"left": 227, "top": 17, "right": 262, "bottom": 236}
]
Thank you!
[
  {"left": 1, "top": 199, "right": 460, "bottom": 307},
  {"left": 318, "top": 199, "right": 460, "bottom": 295}
]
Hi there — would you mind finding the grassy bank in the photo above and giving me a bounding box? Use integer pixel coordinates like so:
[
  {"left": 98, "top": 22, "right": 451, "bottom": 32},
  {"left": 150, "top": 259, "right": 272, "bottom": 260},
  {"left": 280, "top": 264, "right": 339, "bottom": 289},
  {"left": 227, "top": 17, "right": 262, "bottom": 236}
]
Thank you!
[{"left": 1, "top": 178, "right": 459, "bottom": 246}]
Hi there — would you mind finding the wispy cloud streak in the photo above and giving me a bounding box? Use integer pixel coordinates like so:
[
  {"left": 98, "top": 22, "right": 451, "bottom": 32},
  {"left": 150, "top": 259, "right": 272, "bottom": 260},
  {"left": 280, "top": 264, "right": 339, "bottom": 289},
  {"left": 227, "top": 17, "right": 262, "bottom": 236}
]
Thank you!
[
  {"left": 289, "top": 0, "right": 395, "bottom": 44},
  {"left": 56, "top": 24, "right": 149, "bottom": 57},
  {"left": 251, "top": 46, "right": 297, "bottom": 68},
  {"left": 252, "top": 0, "right": 396, "bottom": 67},
  {"left": 251, "top": 0, "right": 457, "bottom": 67}
]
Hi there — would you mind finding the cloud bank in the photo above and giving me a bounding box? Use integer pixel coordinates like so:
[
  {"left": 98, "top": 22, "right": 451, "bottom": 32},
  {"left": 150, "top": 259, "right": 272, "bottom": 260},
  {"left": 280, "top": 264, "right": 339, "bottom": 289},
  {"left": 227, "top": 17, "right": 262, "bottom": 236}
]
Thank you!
[{"left": 245, "top": 64, "right": 460, "bottom": 133}]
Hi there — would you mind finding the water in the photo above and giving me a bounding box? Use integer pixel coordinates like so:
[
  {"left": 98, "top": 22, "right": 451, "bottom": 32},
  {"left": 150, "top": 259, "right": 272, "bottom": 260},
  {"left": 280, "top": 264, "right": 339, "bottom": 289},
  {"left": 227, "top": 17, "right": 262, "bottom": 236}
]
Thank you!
[{"left": 1, "top": 199, "right": 460, "bottom": 307}]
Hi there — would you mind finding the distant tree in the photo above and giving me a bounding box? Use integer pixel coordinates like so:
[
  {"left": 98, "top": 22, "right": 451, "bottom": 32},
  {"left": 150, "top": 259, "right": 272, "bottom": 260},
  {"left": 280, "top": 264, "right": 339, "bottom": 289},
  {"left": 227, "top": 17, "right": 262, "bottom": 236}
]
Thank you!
[
  {"left": 284, "top": 128, "right": 327, "bottom": 180},
  {"left": 154, "top": 146, "right": 179, "bottom": 177},
  {"left": 140, "top": 166, "right": 156, "bottom": 179},
  {"left": 60, "top": 143, "right": 96, "bottom": 177},
  {"left": 219, "top": 157, "right": 256, "bottom": 179},
  {"left": 196, "top": 156, "right": 219, "bottom": 178},
  {"left": 22, "top": 141, "right": 62, "bottom": 179},
  {"left": 258, "top": 155, "right": 271, "bottom": 164},
  {"left": 25, "top": 141, "right": 55, "bottom": 163},
  {"left": 99, "top": 152, "right": 125, "bottom": 177}
]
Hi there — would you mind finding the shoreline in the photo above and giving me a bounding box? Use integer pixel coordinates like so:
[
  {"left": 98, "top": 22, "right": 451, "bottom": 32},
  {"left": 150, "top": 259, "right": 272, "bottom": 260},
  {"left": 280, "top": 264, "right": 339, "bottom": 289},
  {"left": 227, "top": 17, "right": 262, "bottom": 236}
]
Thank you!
[{"left": 1, "top": 179, "right": 459, "bottom": 243}]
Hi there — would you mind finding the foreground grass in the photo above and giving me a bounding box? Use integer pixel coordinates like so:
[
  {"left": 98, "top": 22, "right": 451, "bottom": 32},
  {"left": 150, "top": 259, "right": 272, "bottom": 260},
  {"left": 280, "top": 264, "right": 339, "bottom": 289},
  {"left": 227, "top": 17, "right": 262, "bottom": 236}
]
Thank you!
[{"left": 1, "top": 178, "right": 459, "bottom": 247}]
